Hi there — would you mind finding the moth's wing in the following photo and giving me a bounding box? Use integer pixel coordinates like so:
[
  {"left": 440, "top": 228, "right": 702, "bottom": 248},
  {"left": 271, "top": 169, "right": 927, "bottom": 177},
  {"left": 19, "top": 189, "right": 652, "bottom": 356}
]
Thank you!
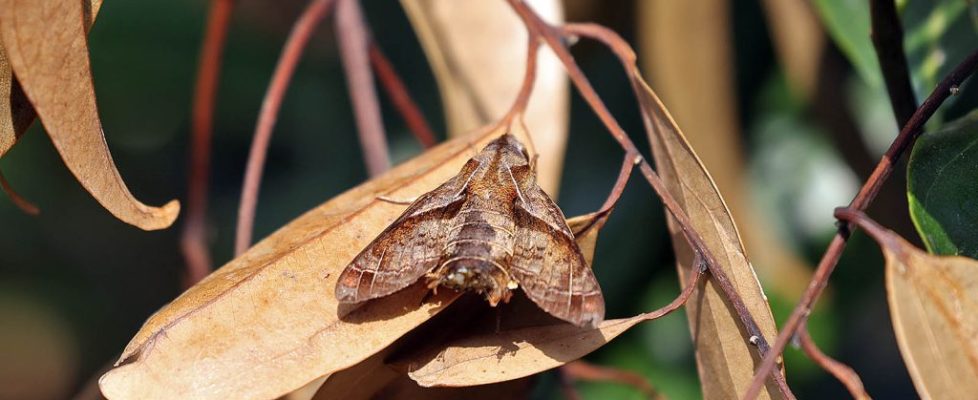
[
  {"left": 335, "top": 166, "right": 472, "bottom": 303},
  {"left": 509, "top": 184, "right": 605, "bottom": 327}
]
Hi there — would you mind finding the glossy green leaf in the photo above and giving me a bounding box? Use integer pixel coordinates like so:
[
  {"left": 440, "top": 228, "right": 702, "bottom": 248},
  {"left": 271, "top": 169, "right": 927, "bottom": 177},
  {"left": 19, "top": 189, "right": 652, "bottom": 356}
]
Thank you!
[{"left": 908, "top": 109, "right": 978, "bottom": 257}]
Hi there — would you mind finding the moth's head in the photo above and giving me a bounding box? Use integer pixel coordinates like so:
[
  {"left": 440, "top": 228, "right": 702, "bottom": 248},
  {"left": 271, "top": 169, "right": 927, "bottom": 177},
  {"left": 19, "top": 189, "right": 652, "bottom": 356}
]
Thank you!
[
  {"left": 485, "top": 133, "right": 532, "bottom": 177},
  {"left": 486, "top": 134, "right": 530, "bottom": 162}
]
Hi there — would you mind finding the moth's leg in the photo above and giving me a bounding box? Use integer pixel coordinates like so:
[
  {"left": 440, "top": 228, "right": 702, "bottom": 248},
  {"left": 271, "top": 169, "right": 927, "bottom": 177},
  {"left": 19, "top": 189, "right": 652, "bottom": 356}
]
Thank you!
[{"left": 377, "top": 195, "right": 418, "bottom": 205}]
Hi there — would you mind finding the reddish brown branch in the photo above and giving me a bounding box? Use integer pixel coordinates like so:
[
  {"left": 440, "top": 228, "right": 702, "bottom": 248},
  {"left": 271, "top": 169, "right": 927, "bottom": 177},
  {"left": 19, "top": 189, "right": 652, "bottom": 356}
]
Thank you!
[
  {"left": 561, "top": 361, "right": 660, "bottom": 399},
  {"left": 0, "top": 169, "right": 39, "bottom": 215},
  {"left": 336, "top": 0, "right": 390, "bottom": 177},
  {"left": 235, "top": 0, "right": 335, "bottom": 255},
  {"left": 500, "top": 37, "right": 540, "bottom": 126},
  {"left": 797, "top": 324, "right": 870, "bottom": 400},
  {"left": 641, "top": 256, "right": 704, "bottom": 320},
  {"left": 743, "top": 48, "right": 978, "bottom": 400},
  {"left": 509, "top": 15, "right": 791, "bottom": 396},
  {"left": 182, "top": 0, "right": 234, "bottom": 286},
  {"left": 369, "top": 42, "right": 438, "bottom": 148},
  {"left": 558, "top": 367, "right": 584, "bottom": 400},
  {"left": 870, "top": 0, "right": 918, "bottom": 128}
]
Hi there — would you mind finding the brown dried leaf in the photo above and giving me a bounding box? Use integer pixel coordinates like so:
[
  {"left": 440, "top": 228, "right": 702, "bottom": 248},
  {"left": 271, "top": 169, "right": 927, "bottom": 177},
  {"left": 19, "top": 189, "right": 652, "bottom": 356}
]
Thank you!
[
  {"left": 0, "top": 0, "right": 177, "bottom": 230},
  {"left": 375, "top": 375, "right": 533, "bottom": 399},
  {"left": 406, "top": 314, "right": 648, "bottom": 387},
  {"left": 0, "top": 0, "right": 102, "bottom": 156},
  {"left": 400, "top": 0, "right": 568, "bottom": 194},
  {"left": 871, "top": 224, "right": 978, "bottom": 399},
  {"left": 98, "top": 124, "right": 542, "bottom": 400},
  {"left": 634, "top": 62, "right": 783, "bottom": 399}
]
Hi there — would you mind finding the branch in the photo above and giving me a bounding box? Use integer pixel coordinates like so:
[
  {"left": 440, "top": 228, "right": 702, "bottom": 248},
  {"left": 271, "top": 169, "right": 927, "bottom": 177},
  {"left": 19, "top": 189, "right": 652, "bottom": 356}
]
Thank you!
[
  {"left": 0, "top": 168, "right": 39, "bottom": 215},
  {"left": 182, "top": 0, "right": 234, "bottom": 286},
  {"left": 561, "top": 360, "right": 661, "bottom": 399},
  {"left": 870, "top": 0, "right": 918, "bottom": 127},
  {"left": 335, "top": 0, "right": 390, "bottom": 177},
  {"left": 235, "top": 0, "right": 335, "bottom": 255},
  {"left": 502, "top": 1, "right": 792, "bottom": 396},
  {"left": 369, "top": 42, "right": 438, "bottom": 148},
  {"left": 743, "top": 48, "right": 978, "bottom": 400},
  {"left": 797, "top": 323, "right": 870, "bottom": 400}
]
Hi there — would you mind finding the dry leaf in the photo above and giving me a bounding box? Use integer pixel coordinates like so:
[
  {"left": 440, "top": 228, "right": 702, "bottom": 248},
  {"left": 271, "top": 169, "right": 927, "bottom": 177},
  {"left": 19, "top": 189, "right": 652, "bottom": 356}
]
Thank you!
[
  {"left": 0, "top": 0, "right": 102, "bottom": 157},
  {"left": 406, "top": 313, "right": 652, "bottom": 387},
  {"left": 758, "top": 0, "right": 824, "bottom": 100},
  {"left": 639, "top": 0, "right": 813, "bottom": 300},
  {"left": 400, "top": 0, "right": 568, "bottom": 195},
  {"left": 862, "top": 220, "right": 978, "bottom": 399},
  {"left": 376, "top": 375, "right": 533, "bottom": 400},
  {"left": 98, "top": 124, "right": 546, "bottom": 400},
  {"left": 0, "top": 0, "right": 177, "bottom": 230},
  {"left": 633, "top": 59, "right": 782, "bottom": 399}
]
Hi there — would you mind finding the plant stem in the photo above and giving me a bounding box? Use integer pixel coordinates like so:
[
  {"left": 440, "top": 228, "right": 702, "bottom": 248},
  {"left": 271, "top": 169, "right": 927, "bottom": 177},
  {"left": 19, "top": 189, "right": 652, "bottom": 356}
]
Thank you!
[
  {"left": 336, "top": 0, "right": 390, "bottom": 177},
  {"left": 235, "top": 0, "right": 335, "bottom": 255},
  {"left": 182, "top": 0, "right": 234, "bottom": 285},
  {"left": 369, "top": 42, "right": 438, "bottom": 148}
]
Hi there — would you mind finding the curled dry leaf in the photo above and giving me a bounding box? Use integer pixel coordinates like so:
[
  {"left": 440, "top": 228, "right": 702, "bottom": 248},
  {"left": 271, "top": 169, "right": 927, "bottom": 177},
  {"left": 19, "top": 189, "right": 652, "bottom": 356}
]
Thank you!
[
  {"left": 633, "top": 64, "right": 782, "bottom": 398},
  {"left": 0, "top": 0, "right": 177, "bottom": 230},
  {"left": 1, "top": 0, "right": 102, "bottom": 156},
  {"left": 848, "top": 212, "right": 978, "bottom": 399},
  {"left": 400, "top": 0, "right": 568, "bottom": 194},
  {"left": 0, "top": 0, "right": 102, "bottom": 156},
  {"left": 99, "top": 124, "right": 546, "bottom": 400}
]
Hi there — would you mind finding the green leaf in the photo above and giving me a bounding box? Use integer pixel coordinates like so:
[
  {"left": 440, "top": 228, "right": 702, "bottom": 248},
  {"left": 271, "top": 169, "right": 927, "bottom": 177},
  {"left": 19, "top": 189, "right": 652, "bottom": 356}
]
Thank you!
[
  {"left": 907, "top": 109, "right": 978, "bottom": 257},
  {"left": 812, "top": 0, "right": 882, "bottom": 87}
]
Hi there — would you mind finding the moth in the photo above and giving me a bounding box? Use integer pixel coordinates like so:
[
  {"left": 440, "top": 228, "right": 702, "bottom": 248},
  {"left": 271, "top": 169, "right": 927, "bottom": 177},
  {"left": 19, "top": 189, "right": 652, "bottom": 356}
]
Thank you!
[{"left": 335, "top": 134, "right": 605, "bottom": 327}]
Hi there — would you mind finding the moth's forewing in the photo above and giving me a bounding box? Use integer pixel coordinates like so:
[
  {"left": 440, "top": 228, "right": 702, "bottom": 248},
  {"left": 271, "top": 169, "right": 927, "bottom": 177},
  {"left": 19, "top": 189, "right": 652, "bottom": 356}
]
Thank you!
[
  {"left": 334, "top": 173, "right": 469, "bottom": 303},
  {"left": 508, "top": 184, "right": 605, "bottom": 327}
]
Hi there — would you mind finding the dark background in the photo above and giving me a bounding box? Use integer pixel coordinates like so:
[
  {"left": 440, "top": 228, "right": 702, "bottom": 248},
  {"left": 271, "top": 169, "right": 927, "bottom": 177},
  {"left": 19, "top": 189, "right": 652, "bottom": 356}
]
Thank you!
[{"left": 1, "top": 1, "right": 976, "bottom": 399}]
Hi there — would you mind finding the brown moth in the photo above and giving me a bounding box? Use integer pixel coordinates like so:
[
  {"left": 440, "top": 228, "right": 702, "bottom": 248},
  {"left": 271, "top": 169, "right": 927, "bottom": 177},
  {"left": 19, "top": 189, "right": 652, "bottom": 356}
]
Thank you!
[{"left": 335, "top": 134, "right": 605, "bottom": 327}]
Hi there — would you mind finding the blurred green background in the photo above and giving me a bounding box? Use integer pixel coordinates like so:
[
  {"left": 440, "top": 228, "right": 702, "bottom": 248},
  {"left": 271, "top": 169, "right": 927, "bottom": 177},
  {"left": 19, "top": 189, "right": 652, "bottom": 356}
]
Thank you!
[{"left": 0, "top": 0, "right": 976, "bottom": 399}]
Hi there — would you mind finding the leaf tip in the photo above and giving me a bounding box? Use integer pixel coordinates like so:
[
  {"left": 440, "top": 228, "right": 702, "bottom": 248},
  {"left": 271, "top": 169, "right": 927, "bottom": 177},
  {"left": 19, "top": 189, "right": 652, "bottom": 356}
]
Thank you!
[{"left": 136, "top": 199, "right": 180, "bottom": 231}]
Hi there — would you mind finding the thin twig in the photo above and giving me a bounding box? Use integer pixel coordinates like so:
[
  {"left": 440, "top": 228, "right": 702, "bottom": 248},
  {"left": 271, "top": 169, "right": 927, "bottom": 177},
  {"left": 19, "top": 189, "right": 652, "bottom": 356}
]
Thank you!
[
  {"left": 500, "top": 37, "right": 540, "bottom": 127},
  {"left": 743, "top": 48, "right": 978, "bottom": 400},
  {"left": 369, "top": 42, "right": 438, "bottom": 148},
  {"left": 525, "top": 16, "right": 791, "bottom": 397},
  {"left": 235, "top": 0, "right": 335, "bottom": 255},
  {"left": 797, "top": 323, "right": 870, "bottom": 400},
  {"left": 561, "top": 360, "right": 661, "bottom": 399},
  {"left": 640, "top": 258, "right": 703, "bottom": 321},
  {"left": 558, "top": 367, "right": 584, "bottom": 400},
  {"left": 573, "top": 153, "right": 636, "bottom": 237},
  {"left": 870, "top": 0, "right": 918, "bottom": 127},
  {"left": 0, "top": 169, "right": 39, "bottom": 215},
  {"left": 182, "top": 0, "right": 234, "bottom": 286},
  {"left": 336, "top": 0, "right": 390, "bottom": 177}
]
